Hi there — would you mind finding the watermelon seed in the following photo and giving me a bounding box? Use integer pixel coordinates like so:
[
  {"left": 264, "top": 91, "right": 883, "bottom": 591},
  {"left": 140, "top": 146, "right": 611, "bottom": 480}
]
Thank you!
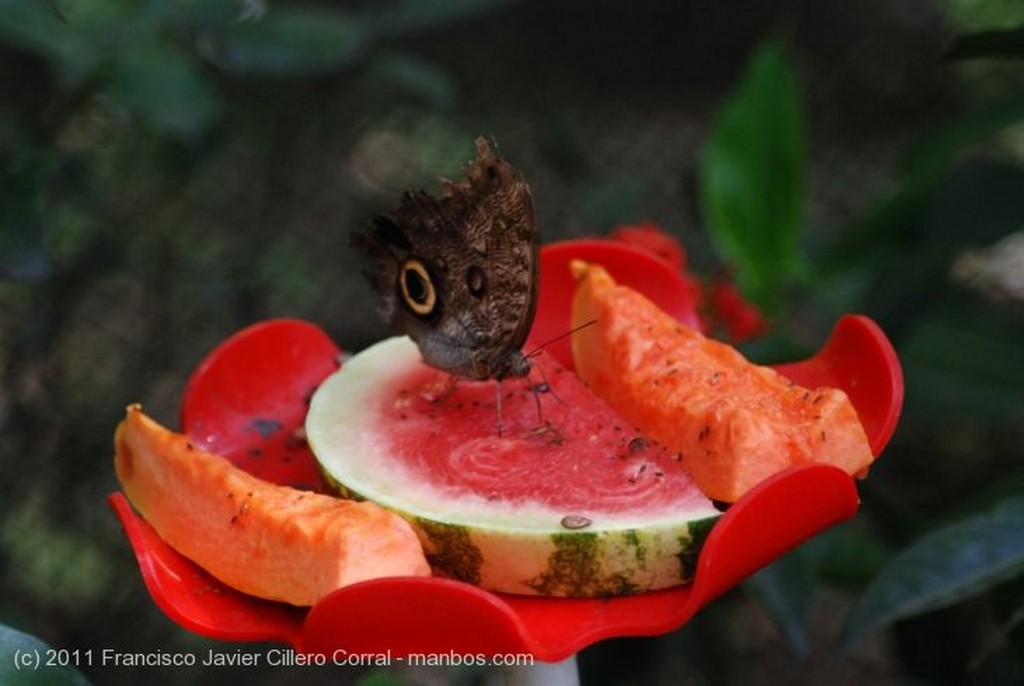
[
  {"left": 709, "top": 371, "right": 720, "bottom": 385},
  {"left": 698, "top": 424, "right": 711, "bottom": 441},
  {"left": 628, "top": 436, "right": 647, "bottom": 452},
  {"left": 560, "top": 515, "right": 593, "bottom": 530}
]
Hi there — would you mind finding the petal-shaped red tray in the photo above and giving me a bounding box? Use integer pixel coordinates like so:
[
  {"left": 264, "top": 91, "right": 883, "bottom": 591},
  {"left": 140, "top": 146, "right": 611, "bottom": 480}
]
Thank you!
[{"left": 109, "top": 240, "right": 903, "bottom": 662}]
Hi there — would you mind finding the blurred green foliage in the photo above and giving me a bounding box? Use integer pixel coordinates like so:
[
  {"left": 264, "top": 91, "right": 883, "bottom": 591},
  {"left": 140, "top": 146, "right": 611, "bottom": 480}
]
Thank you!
[
  {"left": 843, "top": 496, "right": 1024, "bottom": 649},
  {"left": 1, "top": 1, "right": 1023, "bottom": 685},
  {"left": 702, "top": 23, "right": 1024, "bottom": 684},
  {"left": 700, "top": 39, "right": 805, "bottom": 314}
]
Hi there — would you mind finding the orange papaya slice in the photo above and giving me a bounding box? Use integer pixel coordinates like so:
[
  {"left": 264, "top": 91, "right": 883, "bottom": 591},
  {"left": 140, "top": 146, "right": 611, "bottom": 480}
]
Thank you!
[
  {"left": 114, "top": 404, "right": 430, "bottom": 606},
  {"left": 570, "top": 262, "right": 874, "bottom": 503}
]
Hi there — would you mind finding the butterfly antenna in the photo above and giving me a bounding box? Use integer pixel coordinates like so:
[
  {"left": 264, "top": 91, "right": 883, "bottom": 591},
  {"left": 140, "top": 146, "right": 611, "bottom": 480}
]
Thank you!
[
  {"left": 529, "top": 361, "right": 566, "bottom": 409},
  {"left": 524, "top": 319, "right": 597, "bottom": 360},
  {"left": 523, "top": 320, "right": 598, "bottom": 425}
]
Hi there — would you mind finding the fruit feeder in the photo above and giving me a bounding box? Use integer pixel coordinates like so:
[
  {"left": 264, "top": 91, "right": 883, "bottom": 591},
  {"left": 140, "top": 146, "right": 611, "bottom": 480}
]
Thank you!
[{"left": 109, "top": 240, "right": 904, "bottom": 685}]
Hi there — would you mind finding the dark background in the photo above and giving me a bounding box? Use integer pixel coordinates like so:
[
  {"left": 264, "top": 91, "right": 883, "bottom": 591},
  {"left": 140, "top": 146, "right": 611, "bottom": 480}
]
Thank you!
[{"left": 1, "top": 1, "right": 1022, "bottom": 685}]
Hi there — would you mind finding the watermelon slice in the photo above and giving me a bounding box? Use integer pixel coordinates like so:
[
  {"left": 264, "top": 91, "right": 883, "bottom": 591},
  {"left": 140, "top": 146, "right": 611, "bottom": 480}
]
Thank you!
[{"left": 306, "top": 336, "right": 721, "bottom": 597}]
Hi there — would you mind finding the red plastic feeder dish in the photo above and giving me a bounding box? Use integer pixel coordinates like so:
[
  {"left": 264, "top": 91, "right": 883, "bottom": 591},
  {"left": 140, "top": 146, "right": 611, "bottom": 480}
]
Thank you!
[{"left": 109, "top": 239, "right": 904, "bottom": 664}]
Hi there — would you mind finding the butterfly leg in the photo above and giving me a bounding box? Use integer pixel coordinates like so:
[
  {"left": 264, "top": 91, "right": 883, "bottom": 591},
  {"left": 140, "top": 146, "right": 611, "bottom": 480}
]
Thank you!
[{"left": 528, "top": 361, "right": 568, "bottom": 428}]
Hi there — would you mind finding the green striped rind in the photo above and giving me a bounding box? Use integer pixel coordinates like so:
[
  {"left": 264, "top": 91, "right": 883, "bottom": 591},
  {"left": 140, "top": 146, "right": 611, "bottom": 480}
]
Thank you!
[
  {"left": 523, "top": 518, "right": 721, "bottom": 596},
  {"left": 322, "top": 465, "right": 717, "bottom": 596}
]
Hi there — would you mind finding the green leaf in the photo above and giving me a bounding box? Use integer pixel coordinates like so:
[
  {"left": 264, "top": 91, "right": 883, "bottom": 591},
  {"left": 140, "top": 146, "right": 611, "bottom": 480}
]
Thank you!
[
  {"left": 366, "top": 51, "right": 459, "bottom": 109},
  {"left": 906, "top": 95, "right": 1024, "bottom": 182},
  {"left": 745, "top": 546, "right": 816, "bottom": 658},
  {"left": 900, "top": 309, "right": 1024, "bottom": 422},
  {"left": 105, "top": 40, "right": 222, "bottom": 137},
  {"left": 699, "top": 39, "right": 805, "bottom": 312},
  {"left": 843, "top": 496, "right": 1024, "bottom": 649},
  {"left": 822, "top": 162, "right": 1024, "bottom": 333},
  {"left": 946, "top": 0, "right": 1024, "bottom": 34},
  {"left": 215, "top": 7, "right": 368, "bottom": 76},
  {"left": 0, "top": 624, "right": 92, "bottom": 686},
  {"left": 0, "top": 0, "right": 99, "bottom": 87}
]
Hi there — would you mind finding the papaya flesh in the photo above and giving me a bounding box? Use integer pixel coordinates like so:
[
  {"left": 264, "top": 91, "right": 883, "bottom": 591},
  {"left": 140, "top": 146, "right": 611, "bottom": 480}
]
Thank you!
[
  {"left": 570, "top": 262, "right": 874, "bottom": 503},
  {"left": 114, "top": 404, "right": 430, "bottom": 606}
]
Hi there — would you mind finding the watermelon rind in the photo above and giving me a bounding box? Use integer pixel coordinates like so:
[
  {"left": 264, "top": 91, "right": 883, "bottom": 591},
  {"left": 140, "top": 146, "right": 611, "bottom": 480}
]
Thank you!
[{"left": 307, "top": 336, "right": 720, "bottom": 597}]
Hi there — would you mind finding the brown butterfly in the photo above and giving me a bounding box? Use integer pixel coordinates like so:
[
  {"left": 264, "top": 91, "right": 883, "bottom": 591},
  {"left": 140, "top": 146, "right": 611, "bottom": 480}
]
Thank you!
[{"left": 353, "top": 137, "right": 539, "bottom": 383}]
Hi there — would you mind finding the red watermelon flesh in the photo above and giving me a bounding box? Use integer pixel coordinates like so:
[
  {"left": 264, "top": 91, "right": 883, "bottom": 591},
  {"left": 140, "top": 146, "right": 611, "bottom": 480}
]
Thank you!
[
  {"left": 376, "top": 358, "right": 709, "bottom": 517},
  {"left": 307, "top": 336, "right": 720, "bottom": 597}
]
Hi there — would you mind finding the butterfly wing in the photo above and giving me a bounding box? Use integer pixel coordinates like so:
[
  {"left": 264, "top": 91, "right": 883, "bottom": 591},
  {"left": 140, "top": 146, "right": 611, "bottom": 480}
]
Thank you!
[{"left": 354, "top": 138, "right": 538, "bottom": 380}]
